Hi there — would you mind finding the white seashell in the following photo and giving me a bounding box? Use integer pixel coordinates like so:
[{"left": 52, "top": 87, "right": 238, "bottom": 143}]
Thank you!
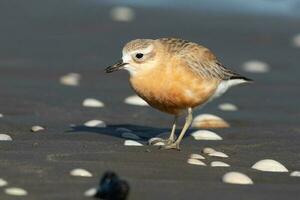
[
  {"left": 242, "top": 60, "right": 270, "bottom": 73},
  {"left": 192, "top": 114, "right": 230, "bottom": 128},
  {"left": 84, "top": 187, "right": 98, "bottom": 197},
  {"left": 0, "top": 178, "right": 8, "bottom": 187},
  {"left": 290, "top": 171, "right": 300, "bottom": 177},
  {"left": 190, "top": 153, "right": 205, "bottom": 160},
  {"left": 5, "top": 187, "right": 28, "bottom": 196},
  {"left": 31, "top": 125, "right": 45, "bottom": 132},
  {"left": 82, "top": 98, "right": 104, "bottom": 108},
  {"left": 191, "top": 130, "right": 222, "bottom": 140},
  {"left": 110, "top": 6, "right": 135, "bottom": 22},
  {"left": 60, "top": 73, "right": 81, "bottom": 86},
  {"left": 124, "top": 140, "right": 143, "bottom": 146},
  {"left": 202, "top": 147, "right": 216, "bottom": 154},
  {"left": 208, "top": 151, "right": 229, "bottom": 158},
  {"left": 116, "top": 127, "right": 132, "bottom": 132},
  {"left": 222, "top": 172, "right": 253, "bottom": 185},
  {"left": 84, "top": 120, "right": 106, "bottom": 128},
  {"left": 121, "top": 132, "right": 141, "bottom": 140},
  {"left": 124, "top": 95, "right": 148, "bottom": 106},
  {"left": 187, "top": 158, "right": 206, "bottom": 166},
  {"left": 0, "top": 134, "right": 12, "bottom": 141},
  {"left": 218, "top": 103, "right": 238, "bottom": 111},
  {"left": 0, "top": 113, "right": 3, "bottom": 118},
  {"left": 70, "top": 168, "right": 93, "bottom": 177},
  {"left": 251, "top": 159, "right": 288, "bottom": 172},
  {"left": 211, "top": 161, "right": 230, "bottom": 167},
  {"left": 292, "top": 34, "right": 300, "bottom": 47}
]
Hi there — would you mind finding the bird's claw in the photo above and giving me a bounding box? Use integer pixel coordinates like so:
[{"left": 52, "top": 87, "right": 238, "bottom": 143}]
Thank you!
[{"left": 160, "top": 143, "right": 181, "bottom": 151}]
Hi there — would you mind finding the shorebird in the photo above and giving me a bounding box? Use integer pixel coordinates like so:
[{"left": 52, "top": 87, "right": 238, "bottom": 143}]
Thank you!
[{"left": 106, "top": 38, "right": 252, "bottom": 150}]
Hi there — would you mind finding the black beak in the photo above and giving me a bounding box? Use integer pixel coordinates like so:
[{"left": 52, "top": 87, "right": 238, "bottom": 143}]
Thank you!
[{"left": 105, "top": 60, "right": 127, "bottom": 73}]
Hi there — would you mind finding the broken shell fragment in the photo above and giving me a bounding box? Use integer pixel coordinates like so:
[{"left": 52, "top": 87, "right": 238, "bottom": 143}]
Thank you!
[
  {"left": 84, "top": 187, "right": 98, "bottom": 197},
  {"left": 5, "top": 187, "right": 28, "bottom": 196},
  {"left": 191, "top": 130, "right": 222, "bottom": 140},
  {"left": 242, "top": 60, "right": 270, "bottom": 73},
  {"left": 211, "top": 161, "right": 230, "bottom": 167},
  {"left": 0, "top": 134, "right": 12, "bottom": 141},
  {"left": 192, "top": 114, "right": 230, "bottom": 128},
  {"left": 251, "top": 159, "right": 288, "bottom": 172},
  {"left": 70, "top": 168, "right": 93, "bottom": 177},
  {"left": 187, "top": 158, "right": 206, "bottom": 166},
  {"left": 124, "top": 95, "right": 148, "bottom": 106},
  {"left": 110, "top": 6, "right": 135, "bottom": 22},
  {"left": 31, "top": 125, "right": 45, "bottom": 132},
  {"left": 0, "top": 178, "right": 8, "bottom": 187},
  {"left": 208, "top": 151, "right": 229, "bottom": 158},
  {"left": 222, "top": 172, "right": 253, "bottom": 185},
  {"left": 82, "top": 98, "right": 104, "bottom": 108},
  {"left": 290, "top": 171, "right": 300, "bottom": 177},
  {"left": 60, "top": 73, "right": 81, "bottom": 86},
  {"left": 84, "top": 120, "right": 106, "bottom": 128},
  {"left": 202, "top": 147, "right": 216, "bottom": 154},
  {"left": 190, "top": 153, "right": 205, "bottom": 160},
  {"left": 218, "top": 103, "right": 238, "bottom": 111},
  {"left": 124, "top": 140, "right": 143, "bottom": 146}
]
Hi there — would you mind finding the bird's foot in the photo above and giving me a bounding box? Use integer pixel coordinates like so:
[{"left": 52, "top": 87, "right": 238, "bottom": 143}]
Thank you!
[
  {"left": 148, "top": 138, "right": 174, "bottom": 146},
  {"left": 160, "top": 142, "right": 180, "bottom": 151}
]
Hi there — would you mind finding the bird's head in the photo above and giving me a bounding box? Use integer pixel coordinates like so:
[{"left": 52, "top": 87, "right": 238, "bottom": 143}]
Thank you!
[{"left": 106, "top": 39, "right": 158, "bottom": 76}]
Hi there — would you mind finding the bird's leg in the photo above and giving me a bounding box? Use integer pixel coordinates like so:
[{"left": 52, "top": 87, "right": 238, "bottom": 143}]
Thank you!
[
  {"left": 149, "top": 116, "right": 178, "bottom": 145},
  {"left": 163, "top": 108, "right": 193, "bottom": 150}
]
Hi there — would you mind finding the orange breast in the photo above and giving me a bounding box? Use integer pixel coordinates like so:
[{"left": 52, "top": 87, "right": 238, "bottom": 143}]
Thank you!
[{"left": 130, "top": 59, "right": 219, "bottom": 115}]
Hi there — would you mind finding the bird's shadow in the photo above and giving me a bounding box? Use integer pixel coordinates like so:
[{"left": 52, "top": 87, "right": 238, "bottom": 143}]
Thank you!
[{"left": 66, "top": 124, "right": 195, "bottom": 141}]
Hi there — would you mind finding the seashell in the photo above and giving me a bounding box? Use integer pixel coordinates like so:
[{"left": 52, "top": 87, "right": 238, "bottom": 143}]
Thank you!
[
  {"left": 124, "top": 95, "right": 148, "bottom": 106},
  {"left": 187, "top": 158, "right": 206, "bottom": 166},
  {"left": 5, "top": 187, "right": 28, "bottom": 196},
  {"left": 82, "top": 98, "right": 104, "bottom": 108},
  {"left": 84, "top": 187, "right": 98, "bottom": 197},
  {"left": 192, "top": 114, "right": 230, "bottom": 128},
  {"left": 242, "top": 60, "right": 270, "bottom": 73},
  {"left": 121, "top": 132, "right": 141, "bottom": 140},
  {"left": 202, "top": 147, "right": 216, "bottom": 154},
  {"left": 208, "top": 151, "right": 229, "bottom": 158},
  {"left": 153, "top": 142, "right": 165, "bottom": 146},
  {"left": 191, "top": 130, "right": 222, "bottom": 140},
  {"left": 211, "top": 161, "right": 230, "bottom": 167},
  {"left": 251, "top": 159, "right": 288, "bottom": 172},
  {"left": 110, "top": 6, "right": 135, "bottom": 22},
  {"left": 0, "top": 178, "right": 8, "bottom": 187},
  {"left": 218, "top": 103, "right": 238, "bottom": 111},
  {"left": 222, "top": 172, "right": 253, "bottom": 185},
  {"left": 0, "top": 134, "right": 12, "bottom": 141},
  {"left": 59, "top": 73, "right": 81, "bottom": 86},
  {"left": 292, "top": 34, "right": 300, "bottom": 47},
  {"left": 84, "top": 120, "right": 106, "bottom": 128},
  {"left": 290, "top": 171, "right": 300, "bottom": 177},
  {"left": 70, "top": 168, "right": 93, "bottom": 177},
  {"left": 31, "top": 125, "right": 45, "bottom": 132},
  {"left": 124, "top": 140, "right": 143, "bottom": 146},
  {"left": 190, "top": 153, "right": 205, "bottom": 160}
]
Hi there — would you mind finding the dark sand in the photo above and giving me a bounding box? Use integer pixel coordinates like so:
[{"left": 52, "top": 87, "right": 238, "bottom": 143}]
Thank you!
[{"left": 0, "top": 1, "right": 300, "bottom": 199}]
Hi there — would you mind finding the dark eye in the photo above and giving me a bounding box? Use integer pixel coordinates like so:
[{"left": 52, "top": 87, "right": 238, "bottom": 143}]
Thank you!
[{"left": 135, "top": 53, "right": 144, "bottom": 59}]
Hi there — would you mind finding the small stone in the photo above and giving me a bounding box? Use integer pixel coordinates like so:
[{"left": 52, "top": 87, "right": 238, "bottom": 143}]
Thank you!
[
  {"left": 211, "top": 161, "right": 230, "bottom": 167},
  {"left": 0, "top": 134, "right": 12, "bottom": 141},
  {"left": 0, "top": 178, "right": 8, "bottom": 187},
  {"left": 70, "top": 168, "right": 93, "bottom": 177},
  {"left": 191, "top": 130, "right": 223, "bottom": 140},
  {"left": 218, "top": 103, "right": 238, "bottom": 111},
  {"left": 84, "top": 120, "right": 106, "bottom": 128},
  {"left": 82, "top": 98, "right": 104, "bottom": 108},
  {"left": 124, "top": 95, "right": 148, "bottom": 106},
  {"left": 222, "top": 172, "right": 253, "bottom": 185},
  {"left": 110, "top": 6, "right": 135, "bottom": 22},
  {"left": 251, "top": 159, "right": 288, "bottom": 172},
  {"left": 31, "top": 125, "right": 45, "bottom": 132},
  {"left": 208, "top": 151, "right": 229, "bottom": 158},
  {"left": 202, "top": 147, "right": 216, "bottom": 154},
  {"left": 5, "top": 187, "right": 28, "bottom": 196},
  {"left": 242, "top": 60, "right": 270, "bottom": 73},
  {"left": 60, "top": 73, "right": 81, "bottom": 86},
  {"left": 84, "top": 187, "right": 97, "bottom": 197},
  {"left": 121, "top": 132, "right": 141, "bottom": 140},
  {"left": 116, "top": 127, "right": 132, "bottom": 132},
  {"left": 124, "top": 140, "right": 143, "bottom": 146},
  {"left": 292, "top": 34, "right": 300, "bottom": 47},
  {"left": 192, "top": 114, "right": 230, "bottom": 128},
  {"left": 190, "top": 153, "right": 205, "bottom": 160},
  {"left": 290, "top": 171, "right": 300, "bottom": 177},
  {"left": 187, "top": 158, "right": 206, "bottom": 166}
]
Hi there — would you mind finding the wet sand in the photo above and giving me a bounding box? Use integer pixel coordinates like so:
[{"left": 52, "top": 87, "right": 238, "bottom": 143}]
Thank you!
[{"left": 0, "top": 1, "right": 300, "bottom": 199}]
